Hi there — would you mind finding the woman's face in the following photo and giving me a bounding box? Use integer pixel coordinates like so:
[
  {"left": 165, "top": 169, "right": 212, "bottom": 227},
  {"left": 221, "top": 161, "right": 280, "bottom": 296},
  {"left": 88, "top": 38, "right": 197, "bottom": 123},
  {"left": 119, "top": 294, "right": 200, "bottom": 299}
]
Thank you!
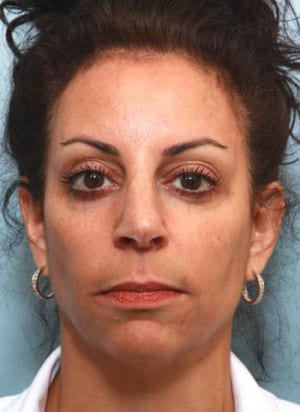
[{"left": 22, "top": 52, "right": 281, "bottom": 362}]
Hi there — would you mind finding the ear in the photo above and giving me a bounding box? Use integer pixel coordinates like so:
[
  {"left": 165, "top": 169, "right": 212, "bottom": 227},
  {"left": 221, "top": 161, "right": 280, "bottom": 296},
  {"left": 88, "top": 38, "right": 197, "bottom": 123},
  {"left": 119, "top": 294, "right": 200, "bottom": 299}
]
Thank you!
[
  {"left": 246, "top": 182, "right": 285, "bottom": 281},
  {"left": 19, "top": 186, "right": 49, "bottom": 275}
]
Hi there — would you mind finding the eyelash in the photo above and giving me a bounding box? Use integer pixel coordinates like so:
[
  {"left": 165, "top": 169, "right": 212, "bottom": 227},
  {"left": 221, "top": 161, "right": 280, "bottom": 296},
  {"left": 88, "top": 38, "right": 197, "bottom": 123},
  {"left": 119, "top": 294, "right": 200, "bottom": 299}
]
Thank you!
[
  {"left": 170, "top": 166, "right": 220, "bottom": 199},
  {"left": 59, "top": 163, "right": 221, "bottom": 200},
  {"left": 60, "top": 164, "right": 116, "bottom": 198}
]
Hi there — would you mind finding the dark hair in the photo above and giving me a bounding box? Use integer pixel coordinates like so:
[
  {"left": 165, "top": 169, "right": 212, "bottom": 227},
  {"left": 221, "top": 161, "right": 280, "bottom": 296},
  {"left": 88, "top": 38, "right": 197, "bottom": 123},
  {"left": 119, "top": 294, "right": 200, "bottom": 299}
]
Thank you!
[
  {"left": 0, "top": 0, "right": 300, "bottom": 379},
  {"left": 0, "top": 0, "right": 299, "bottom": 201}
]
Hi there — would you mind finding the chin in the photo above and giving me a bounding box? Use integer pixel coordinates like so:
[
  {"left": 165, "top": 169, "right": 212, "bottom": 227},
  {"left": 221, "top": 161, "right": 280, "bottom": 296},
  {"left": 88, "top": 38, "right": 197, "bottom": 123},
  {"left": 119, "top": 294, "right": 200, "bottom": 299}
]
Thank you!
[{"left": 101, "top": 320, "right": 181, "bottom": 362}]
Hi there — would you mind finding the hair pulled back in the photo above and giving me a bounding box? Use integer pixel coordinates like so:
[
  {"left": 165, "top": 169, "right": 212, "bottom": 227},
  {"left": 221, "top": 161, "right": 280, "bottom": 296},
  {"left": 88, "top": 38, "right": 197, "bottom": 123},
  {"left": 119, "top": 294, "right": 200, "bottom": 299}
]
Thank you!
[{"left": 0, "top": 0, "right": 299, "bottom": 204}]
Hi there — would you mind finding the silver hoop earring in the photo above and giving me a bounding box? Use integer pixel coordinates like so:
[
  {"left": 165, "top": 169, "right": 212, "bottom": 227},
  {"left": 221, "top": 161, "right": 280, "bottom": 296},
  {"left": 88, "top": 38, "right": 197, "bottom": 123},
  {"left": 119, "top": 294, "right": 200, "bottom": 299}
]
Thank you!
[
  {"left": 242, "top": 272, "right": 264, "bottom": 305},
  {"left": 32, "top": 268, "right": 54, "bottom": 300}
]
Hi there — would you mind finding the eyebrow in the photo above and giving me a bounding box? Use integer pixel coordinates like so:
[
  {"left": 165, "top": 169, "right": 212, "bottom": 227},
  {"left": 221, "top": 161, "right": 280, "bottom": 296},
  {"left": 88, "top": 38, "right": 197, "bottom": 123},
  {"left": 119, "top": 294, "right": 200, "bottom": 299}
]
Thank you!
[
  {"left": 60, "top": 135, "right": 228, "bottom": 156},
  {"left": 162, "top": 138, "right": 227, "bottom": 156},
  {"left": 61, "top": 136, "right": 120, "bottom": 156}
]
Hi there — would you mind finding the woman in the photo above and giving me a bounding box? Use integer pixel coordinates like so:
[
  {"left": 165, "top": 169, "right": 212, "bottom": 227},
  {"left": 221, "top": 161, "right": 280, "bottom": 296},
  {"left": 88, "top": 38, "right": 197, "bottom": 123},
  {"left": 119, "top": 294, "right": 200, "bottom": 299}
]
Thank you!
[{"left": 0, "top": 0, "right": 299, "bottom": 410}]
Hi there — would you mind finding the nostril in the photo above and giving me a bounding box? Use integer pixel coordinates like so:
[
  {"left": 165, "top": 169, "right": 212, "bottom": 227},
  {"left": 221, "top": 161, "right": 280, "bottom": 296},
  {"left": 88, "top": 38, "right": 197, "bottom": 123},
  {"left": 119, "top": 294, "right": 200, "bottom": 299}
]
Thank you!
[
  {"left": 118, "top": 237, "right": 135, "bottom": 248},
  {"left": 114, "top": 234, "right": 167, "bottom": 250},
  {"left": 114, "top": 236, "right": 143, "bottom": 250},
  {"left": 152, "top": 235, "right": 167, "bottom": 249}
]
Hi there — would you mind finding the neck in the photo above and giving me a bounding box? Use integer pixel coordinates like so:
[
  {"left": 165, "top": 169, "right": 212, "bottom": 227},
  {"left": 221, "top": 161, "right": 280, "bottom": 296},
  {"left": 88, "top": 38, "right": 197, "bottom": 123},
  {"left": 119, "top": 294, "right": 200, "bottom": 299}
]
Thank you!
[{"left": 47, "top": 323, "right": 234, "bottom": 412}]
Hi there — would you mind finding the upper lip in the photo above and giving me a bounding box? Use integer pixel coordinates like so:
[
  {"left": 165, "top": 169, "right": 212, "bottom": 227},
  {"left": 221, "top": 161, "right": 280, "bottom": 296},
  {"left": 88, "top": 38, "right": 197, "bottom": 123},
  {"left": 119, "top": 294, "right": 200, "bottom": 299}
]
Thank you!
[{"left": 101, "top": 281, "right": 184, "bottom": 293}]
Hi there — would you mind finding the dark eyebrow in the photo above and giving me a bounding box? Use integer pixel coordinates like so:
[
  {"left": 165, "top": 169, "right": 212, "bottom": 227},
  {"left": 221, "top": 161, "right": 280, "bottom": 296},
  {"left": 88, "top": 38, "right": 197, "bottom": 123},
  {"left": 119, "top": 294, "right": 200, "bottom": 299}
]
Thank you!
[
  {"left": 162, "top": 138, "right": 228, "bottom": 156},
  {"left": 61, "top": 136, "right": 120, "bottom": 156},
  {"left": 61, "top": 135, "right": 227, "bottom": 157}
]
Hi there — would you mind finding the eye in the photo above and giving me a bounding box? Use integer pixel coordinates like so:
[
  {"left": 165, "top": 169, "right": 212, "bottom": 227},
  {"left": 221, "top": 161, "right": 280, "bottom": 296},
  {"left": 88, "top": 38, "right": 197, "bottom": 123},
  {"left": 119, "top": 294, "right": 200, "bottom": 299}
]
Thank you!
[
  {"left": 174, "top": 173, "right": 210, "bottom": 192},
  {"left": 72, "top": 171, "right": 108, "bottom": 191},
  {"left": 60, "top": 165, "right": 117, "bottom": 193},
  {"left": 169, "top": 166, "right": 220, "bottom": 197}
]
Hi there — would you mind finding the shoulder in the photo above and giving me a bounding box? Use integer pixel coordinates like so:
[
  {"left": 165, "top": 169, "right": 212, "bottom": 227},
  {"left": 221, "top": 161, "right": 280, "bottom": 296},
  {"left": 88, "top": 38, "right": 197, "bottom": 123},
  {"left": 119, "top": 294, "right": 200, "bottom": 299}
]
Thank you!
[
  {"left": 230, "top": 352, "right": 300, "bottom": 412},
  {"left": 0, "top": 347, "right": 61, "bottom": 412}
]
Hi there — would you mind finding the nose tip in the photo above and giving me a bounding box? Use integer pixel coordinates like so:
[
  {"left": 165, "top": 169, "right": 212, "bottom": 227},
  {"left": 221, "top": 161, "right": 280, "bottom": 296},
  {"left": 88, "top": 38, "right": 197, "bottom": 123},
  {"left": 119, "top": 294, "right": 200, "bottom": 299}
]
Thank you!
[
  {"left": 112, "top": 206, "right": 169, "bottom": 251},
  {"left": 112, "top": 183, "right": 169, "bottom": 252}
]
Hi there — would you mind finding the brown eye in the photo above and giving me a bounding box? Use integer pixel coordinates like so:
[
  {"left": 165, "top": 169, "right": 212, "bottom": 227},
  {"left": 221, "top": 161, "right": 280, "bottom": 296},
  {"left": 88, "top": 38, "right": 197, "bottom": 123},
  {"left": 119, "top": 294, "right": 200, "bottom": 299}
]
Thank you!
[
  {"left": 170, "top": 166, "right": 219, "bottom": 196},
  {"left": 83, "top": 172, "right": 104, "bottom": 189},
  {"left": 173, "top": 172, "right": 211, "bottom": 193},
  {"left": 181, "top": 173, "right": 203, "bottom": 190},
  {"left": 71, "top": 170, "right": 112, "bottom": 192}
]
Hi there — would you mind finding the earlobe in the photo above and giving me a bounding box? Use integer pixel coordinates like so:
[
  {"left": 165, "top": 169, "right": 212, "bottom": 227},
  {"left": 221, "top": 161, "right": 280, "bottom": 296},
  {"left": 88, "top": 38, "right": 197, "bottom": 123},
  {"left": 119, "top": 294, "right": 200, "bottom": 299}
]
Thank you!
[
  {"left": 19, "top": 186, "right": 48, "bottom": 273},
  {"left": 246, "top": 182, "right": 285, "bottom": 281}
]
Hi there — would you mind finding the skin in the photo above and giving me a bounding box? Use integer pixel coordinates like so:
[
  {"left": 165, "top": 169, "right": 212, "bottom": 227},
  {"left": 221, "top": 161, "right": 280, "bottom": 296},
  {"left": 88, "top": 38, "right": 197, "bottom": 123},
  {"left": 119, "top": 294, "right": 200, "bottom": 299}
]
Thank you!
[{"left": 20, "top": 52, "right": 284, "bottom": 412}]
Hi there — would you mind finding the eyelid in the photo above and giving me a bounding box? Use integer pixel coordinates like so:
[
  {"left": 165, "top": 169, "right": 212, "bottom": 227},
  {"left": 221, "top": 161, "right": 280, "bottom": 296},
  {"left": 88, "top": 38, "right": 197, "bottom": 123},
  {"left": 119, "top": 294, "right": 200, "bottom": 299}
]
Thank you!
[
  {"left": 65, "top": 160, "right": 122, "bottom": 183},
  {"left": 59, "top": 161, "right": 121, "bottom": 196},
  {"left": 72, "top": 171, "right": 114, "bottom": 192},
  {"left": 161, "top": 163, "right": 221, "bottom": 199},
  {"left": 163, "top": 163, "right": 220, "bottom": 183},
  {"left": 60, "top": 160, "right": 221, "bottom": 199}
]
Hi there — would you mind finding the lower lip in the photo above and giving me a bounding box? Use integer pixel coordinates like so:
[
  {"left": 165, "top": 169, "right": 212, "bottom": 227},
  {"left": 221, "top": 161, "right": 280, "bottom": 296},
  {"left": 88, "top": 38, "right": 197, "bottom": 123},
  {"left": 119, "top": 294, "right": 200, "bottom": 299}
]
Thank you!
[{"left": 99, "top": 290, "right": 182, "bottom": 307}]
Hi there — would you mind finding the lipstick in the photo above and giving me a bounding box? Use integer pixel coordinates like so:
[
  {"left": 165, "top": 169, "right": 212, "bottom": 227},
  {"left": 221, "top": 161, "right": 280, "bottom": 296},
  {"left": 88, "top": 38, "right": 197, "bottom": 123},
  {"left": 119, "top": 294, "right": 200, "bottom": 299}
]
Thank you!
[{"left": 98, "top": 281, "right": 184, "bottom": 308}]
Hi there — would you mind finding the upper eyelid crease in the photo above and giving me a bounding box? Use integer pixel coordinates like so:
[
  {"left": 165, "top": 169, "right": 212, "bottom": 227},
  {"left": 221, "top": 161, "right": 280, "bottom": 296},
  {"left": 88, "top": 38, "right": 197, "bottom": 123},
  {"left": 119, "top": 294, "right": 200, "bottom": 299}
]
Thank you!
[
  {"left": 64, "top": 164, "right": 219, "bottom": 190},
  {"left": 60, "top": 136, "right": 228, "bottom": 157},
  {"left": 60, "top": 166, "right": 218, "bottom": 198}
]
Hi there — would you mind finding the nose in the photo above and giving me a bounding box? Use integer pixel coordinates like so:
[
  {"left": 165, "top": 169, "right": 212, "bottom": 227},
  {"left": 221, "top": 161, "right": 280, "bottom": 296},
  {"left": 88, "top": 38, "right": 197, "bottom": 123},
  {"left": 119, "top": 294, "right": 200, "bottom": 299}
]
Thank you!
[{"left": 112, "top": 182, "right": 169, "bottom": 251}]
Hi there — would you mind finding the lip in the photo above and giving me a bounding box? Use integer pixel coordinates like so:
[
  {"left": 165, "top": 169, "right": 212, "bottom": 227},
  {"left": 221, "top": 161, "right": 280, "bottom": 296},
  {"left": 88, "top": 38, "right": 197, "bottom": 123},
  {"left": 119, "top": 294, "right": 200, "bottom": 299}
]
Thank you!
[
  {"left": 101, "top": 281, "right": 184, "bottom": 293},
  {"left": 96, "top": 281, "right": 186, "bottom": 308}
]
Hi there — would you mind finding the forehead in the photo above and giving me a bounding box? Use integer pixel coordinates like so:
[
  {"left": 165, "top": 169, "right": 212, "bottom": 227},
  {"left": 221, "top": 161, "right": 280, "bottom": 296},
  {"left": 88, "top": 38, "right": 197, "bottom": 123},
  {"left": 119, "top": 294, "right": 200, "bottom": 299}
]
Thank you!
[{"left": 50, "top": 51, "right": 245, "bottom": 156}]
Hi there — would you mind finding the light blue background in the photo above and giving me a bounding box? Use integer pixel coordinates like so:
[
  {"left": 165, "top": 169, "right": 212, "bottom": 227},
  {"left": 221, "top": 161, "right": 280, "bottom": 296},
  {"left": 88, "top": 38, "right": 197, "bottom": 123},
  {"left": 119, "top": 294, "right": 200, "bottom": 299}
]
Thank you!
[{"left": 0, "top": 4, "right": 300, "bottom": 403}]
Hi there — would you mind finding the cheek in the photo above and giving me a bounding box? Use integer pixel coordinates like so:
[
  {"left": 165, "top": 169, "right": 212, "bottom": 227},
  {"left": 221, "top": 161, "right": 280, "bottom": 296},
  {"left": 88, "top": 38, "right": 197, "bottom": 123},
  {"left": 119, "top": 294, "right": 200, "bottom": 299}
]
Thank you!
[
  {"left": 43, "top": 199, "right": 117, "bottom": 301},
  {"left": 164, "top": 211, "right": 252, "bottom": 351},
  {"left": 172, "top": 204, "right": 253, "bottom": 305}
]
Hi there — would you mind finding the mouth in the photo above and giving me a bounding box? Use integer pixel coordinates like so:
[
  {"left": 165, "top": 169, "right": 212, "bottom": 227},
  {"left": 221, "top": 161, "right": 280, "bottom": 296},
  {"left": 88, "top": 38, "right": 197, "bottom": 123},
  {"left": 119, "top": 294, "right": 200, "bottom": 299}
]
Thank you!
[
  {"left": 102, "top": 281, "right": 184, "bottom": 293},
  {"left": 97, "top": 281, "right": 186, "bottom": 308}
]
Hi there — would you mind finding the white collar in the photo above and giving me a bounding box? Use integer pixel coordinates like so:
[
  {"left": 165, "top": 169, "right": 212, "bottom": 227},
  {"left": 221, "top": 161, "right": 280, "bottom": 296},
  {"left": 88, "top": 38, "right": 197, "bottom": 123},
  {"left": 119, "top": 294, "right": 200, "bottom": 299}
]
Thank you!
[
  {"left": 1, "top": 347, "right": 299, "bottom": 412},
  {"left": 231, "top": 352, "right": 279, "bottom": 411}
]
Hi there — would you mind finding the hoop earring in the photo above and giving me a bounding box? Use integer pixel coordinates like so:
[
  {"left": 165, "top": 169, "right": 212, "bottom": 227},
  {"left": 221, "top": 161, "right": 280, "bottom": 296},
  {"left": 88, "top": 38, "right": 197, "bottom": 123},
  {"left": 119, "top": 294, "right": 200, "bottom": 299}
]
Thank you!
[
  {"left": 32, "top": 268, "right": 54, "bottom": 300},
  {"left": 242, "top": 272, "right": 264, "bottom": 305}
]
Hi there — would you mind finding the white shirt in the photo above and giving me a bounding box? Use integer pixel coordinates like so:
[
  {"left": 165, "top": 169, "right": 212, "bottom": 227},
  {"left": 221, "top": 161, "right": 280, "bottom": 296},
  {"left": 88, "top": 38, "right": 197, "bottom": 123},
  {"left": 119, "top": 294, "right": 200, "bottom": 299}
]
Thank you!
[{"left": 0, "top": 347, "right": 299, "bottom": 411}]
